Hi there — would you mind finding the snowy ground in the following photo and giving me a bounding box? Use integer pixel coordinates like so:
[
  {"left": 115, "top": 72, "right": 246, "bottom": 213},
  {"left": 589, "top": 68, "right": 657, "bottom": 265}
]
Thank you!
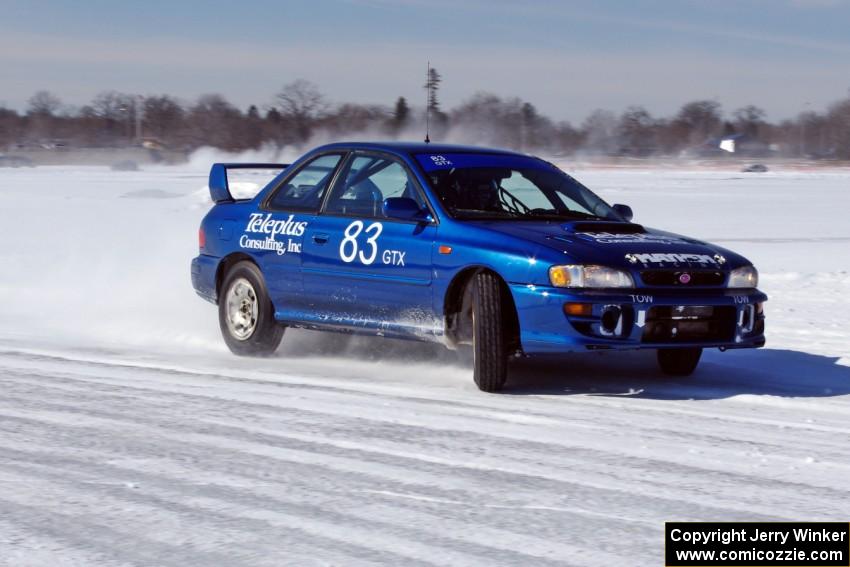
[{"left": 0, "top": 163, "right": 848, "bottom": 566}]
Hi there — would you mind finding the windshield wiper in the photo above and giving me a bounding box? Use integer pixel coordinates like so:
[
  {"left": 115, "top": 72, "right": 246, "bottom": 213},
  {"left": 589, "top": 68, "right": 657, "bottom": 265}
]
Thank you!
[
  {"left": 524, "top": 209, "right": 606, "bottom": 221},
  {"left": 451, "top": 208, "right": 609, "bottom": 222},
  {"left": 451, "top": 209, "right": 517, "bottom": 219}
]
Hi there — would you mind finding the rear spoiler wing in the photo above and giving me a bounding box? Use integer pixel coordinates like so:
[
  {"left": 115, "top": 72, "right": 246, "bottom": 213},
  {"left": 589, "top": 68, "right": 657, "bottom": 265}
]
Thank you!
[{"left": 208, "top": 162, "right": 289, "bottom": 203}]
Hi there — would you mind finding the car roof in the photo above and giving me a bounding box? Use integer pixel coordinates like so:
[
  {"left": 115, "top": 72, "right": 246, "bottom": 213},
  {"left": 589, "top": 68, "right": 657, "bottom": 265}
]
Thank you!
[{"left": 312, "top": 141, "right": 527, "bottom": 157}]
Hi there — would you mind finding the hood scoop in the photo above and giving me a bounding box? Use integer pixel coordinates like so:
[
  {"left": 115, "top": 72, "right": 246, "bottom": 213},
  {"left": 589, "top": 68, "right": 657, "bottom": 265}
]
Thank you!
[{"left": 564, "top": 222, "right": 646, "bottom": 234}]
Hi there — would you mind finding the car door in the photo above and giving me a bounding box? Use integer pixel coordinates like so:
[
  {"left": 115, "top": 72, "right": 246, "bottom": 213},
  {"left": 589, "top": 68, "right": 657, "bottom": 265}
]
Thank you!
[
  {"left": 301, "top": 152, "right": 438, "bottom": 337},
  {"left": 257, "top": 152, "right": 345, "bottom": 319}
]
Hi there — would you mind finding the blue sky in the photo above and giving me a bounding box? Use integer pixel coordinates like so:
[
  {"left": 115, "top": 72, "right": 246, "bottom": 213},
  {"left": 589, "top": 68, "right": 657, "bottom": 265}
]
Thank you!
[{"left": 2, "top": 0, "right": 849, "bottom": 121}]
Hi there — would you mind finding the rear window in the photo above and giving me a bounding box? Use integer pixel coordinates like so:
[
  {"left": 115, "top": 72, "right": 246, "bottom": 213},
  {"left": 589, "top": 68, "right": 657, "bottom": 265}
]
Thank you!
[{"left": 267, "top": 154, "right": 342, "bottom": 212}]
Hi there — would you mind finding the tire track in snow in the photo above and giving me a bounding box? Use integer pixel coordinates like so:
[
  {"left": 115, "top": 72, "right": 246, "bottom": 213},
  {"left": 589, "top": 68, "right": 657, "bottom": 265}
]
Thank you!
[
  {"left": 0, "top": 443, "right": 589, "bottom": 566},
  {"left": 2, "top": 360, "right": 848, "bottom": 516},
  {"left": 1, "top": 349, "right": 849, "bottom": 565},
  {"left": 3, "top": 358, "right": 849, "bottom": 492}
]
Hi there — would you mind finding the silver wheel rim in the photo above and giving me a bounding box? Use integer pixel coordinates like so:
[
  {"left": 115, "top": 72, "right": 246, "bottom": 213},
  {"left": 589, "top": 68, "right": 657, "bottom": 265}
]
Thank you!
[{"left": 225, "top": 277, "right": 259, "bottom": 340}]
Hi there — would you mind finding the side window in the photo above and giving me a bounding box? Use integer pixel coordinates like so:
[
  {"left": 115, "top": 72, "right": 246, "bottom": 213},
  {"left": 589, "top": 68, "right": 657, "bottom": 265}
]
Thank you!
[
  {"left": 267, "top": 154, "right": 342, "bottom": 212},
  {"left": 324, "top": 155, "right": 426, "bottom": 218}
]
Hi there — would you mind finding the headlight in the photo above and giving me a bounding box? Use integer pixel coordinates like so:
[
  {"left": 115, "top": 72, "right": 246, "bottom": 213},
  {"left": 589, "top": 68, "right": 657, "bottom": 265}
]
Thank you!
[
  {"left": 549, "top": 265, "right": 634, "bottom": 288},
  {"left": 728, "top": 265, "right": 758, "bottom": 288}
]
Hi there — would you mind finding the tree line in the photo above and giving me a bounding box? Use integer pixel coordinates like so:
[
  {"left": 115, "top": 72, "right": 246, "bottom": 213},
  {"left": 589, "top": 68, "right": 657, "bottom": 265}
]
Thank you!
[{"left": 3, "top": 71, "right": 850, "bottom": 159}]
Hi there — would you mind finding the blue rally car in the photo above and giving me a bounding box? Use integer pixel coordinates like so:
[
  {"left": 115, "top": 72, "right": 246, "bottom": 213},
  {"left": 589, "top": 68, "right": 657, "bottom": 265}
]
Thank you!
[{"left": 191, "top": 142, "right": 766, "bottom": 392}]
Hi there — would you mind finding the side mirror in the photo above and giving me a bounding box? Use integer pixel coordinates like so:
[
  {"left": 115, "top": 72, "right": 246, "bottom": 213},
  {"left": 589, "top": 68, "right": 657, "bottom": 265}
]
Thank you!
[
  {"left": 613, "top": 204, "right": 633, "bottom": 222},
  {"left": 383, "top": 197, "right": 429, "bottom": 221}
]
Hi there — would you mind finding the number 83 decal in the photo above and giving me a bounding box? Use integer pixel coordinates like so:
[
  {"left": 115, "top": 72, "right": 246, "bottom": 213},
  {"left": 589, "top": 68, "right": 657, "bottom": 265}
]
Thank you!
[{"left": 339, "top": 220, "right": 383, "bottom": 265}]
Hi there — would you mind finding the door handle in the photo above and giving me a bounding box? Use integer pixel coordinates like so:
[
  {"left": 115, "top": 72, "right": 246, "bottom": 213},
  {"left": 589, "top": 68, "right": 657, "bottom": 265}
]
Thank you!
[{"left": 312, "top": 233, "right": 329, "bottom": 245}]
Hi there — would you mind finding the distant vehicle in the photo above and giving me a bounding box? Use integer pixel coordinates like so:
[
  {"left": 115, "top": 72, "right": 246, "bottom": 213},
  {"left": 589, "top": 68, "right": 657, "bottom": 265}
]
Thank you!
[
  {"left": 742, "top": 164, "right": 769, "bottom": 173},
  {"left": 39, "top": 139, "right": 69, "bottom": 150},
  {"left": 0, "top": 155, "right": 34, "bottom": 168},
  {"left": 191, "top": 142, "right": 767, "bottom": 392},
  {"left": 142, "top": 138, "right": 166, "bottom": 150}
]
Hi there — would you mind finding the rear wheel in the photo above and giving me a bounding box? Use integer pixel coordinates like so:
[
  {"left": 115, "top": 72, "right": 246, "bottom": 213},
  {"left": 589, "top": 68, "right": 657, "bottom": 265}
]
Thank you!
[
  {"left": 656, "top": 347, "right": 702, "bottom": 376},
  {"left": 471, "top": 272, "right": 509, "bottom": 392},
  {"left": 219, "top": 261, "right": 284, "bottom": 355}
]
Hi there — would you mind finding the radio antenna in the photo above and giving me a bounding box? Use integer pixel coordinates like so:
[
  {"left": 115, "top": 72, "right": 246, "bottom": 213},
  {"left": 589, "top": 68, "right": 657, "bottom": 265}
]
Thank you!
[{"left": 424, "top": 61, "right": 431, "bottom": 144}]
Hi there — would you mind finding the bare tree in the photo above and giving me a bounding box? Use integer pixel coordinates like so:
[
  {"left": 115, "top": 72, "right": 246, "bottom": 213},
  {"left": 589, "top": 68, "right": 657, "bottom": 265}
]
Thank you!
[
  {"left": 263, "top": 107, "right": 285, "bottom": 145},
  {"left": 617, "top": 106, "right": 656, "bottom": 155},
  {"left": 673, "top": 100, "right": 723, "bottom": 147},
  {"left": 520, "top": 102, "right": 539, "bottom": 150},
  {"left": 447, "top": 92, "right": 555, "bottom": 150},
  {"left": 27, "top": 90, "right": 62, "bottom": 116},
  {"left": 0, "top": 107, "right": 23, "bottom": 148},
  {"left": 553, "top": 121, "right": 583, "bottom": 155},
  {"left": 733, "top": 105, "right": 767, "bottom": 138},
  {"left": 25, "top": 91, "right": 64, "bottom": 140},
  {"left": 91, "top": 91, "right": 134, "bottom": 120},
  {"left": 143, "top": 95, "right": 185, "bottom": 143},
  {"left": 825, "top": 97, "right": 850, "bottom": 159},
  {"left": 7, "top": 86, "right": 850, "bottom": 161},
  {"left": 275, "top": 80, "right": 328, "bottom": 143},
  {"left": 322, "top": 103, "right": 388, "bottom": 136},
  {"left": 89, "top": 91, "right": 137, "bottom": 142},
  {"left": 582, "top": 109, "right": 618, "bottom": 154},
  {"left": 450, "top": 92, "right": 522, "bottom": 147},
  {"left": 186, "top": 94, "right": 245, "bottom": 150}
]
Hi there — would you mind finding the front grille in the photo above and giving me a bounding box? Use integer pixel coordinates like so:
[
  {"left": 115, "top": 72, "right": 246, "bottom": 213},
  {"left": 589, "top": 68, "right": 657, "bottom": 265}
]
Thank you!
[
  {"left": 640, "top": 270, "right": 725, "bottom": 286},
  {"left": 642, "top": 305, "right": 736, "bottom": 343}
]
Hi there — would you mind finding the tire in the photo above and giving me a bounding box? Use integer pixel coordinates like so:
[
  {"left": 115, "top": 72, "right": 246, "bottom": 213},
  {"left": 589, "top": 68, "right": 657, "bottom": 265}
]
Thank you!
[
  {"left": 471, "top": 271, "right": 509, "bottom": 392},
  {"left": 218, "top": 261, "right": 284, "bottom": 356},
  {"left": 656, "top": 347, "right": 702, "bottom": 376}
]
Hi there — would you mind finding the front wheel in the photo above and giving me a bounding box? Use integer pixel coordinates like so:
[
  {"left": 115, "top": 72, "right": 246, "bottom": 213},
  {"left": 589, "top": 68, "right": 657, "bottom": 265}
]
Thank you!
[
  {"left": 656, "top": 347, "right": 702, "bottom": 376},
  {"left": 219, "top": 261, "right": 284, "bottom": 356},
  {"left": 471, "top": 272, "right": 509, "bottom": 392}
]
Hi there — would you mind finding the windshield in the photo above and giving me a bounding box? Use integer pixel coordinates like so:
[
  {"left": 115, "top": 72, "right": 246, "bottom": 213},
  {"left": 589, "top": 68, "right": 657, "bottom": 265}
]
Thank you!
[{"left": 415, "top": 153, "right": 620, "bottom": 221}]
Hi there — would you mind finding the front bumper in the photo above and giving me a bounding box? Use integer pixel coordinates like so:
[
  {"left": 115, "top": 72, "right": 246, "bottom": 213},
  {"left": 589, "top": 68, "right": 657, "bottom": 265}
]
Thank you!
[{"left": 510, "top": 284, "right": 767, "bottom": 355}]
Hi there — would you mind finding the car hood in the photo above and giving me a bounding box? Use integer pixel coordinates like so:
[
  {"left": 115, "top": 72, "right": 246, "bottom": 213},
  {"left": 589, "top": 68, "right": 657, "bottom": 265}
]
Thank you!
[{"left": 475, "top": 220, "right": 749, "bottom": 270}]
